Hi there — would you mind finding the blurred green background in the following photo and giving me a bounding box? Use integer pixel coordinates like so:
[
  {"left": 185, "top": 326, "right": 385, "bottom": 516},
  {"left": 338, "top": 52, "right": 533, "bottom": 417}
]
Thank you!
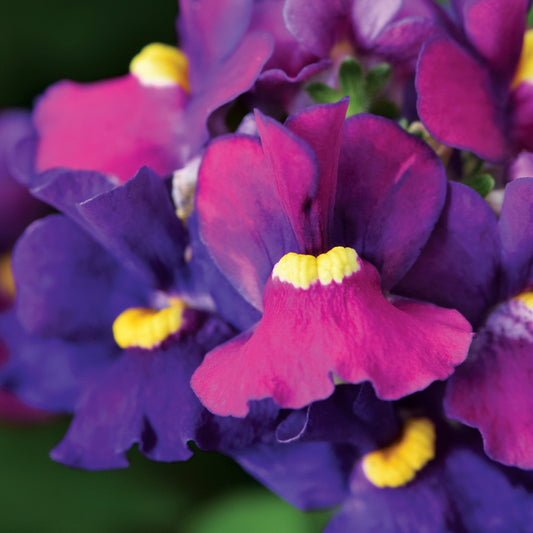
[{"left": 0, "top": 2, "right": 333, "bottom": 531}]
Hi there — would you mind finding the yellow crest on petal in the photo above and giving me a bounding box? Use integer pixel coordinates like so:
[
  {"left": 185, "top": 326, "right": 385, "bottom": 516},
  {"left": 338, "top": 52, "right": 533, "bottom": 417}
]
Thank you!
[
  {"left": 130, "top": 43, "right": 190, "bottom": 91},
  {"left": 272, "top": 247, "right": 360, "bottom": 289},
  {"left": 112, "top": 298, "right": 187, "bottom": 350},
  {"left": 0, "top": 254, "right": 15, "bottom": 299},
  {"left": 514, "top": 290, "right": 533, "bottom": 309},
  {"left": 512, "top": 29, "right": 533, "bottom": 89},
  {"left": 362, "top": 418, "right": 436, "bottom": 488}
]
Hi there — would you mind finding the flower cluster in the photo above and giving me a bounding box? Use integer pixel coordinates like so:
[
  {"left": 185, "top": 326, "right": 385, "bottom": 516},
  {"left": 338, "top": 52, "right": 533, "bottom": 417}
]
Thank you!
[{"left": 2, "top": 0, "right": 533, "bottom": 530}]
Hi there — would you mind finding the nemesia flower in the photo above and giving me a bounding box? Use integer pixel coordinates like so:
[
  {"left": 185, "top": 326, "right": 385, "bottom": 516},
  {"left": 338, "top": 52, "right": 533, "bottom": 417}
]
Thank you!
[
  {"left": 324, "top": 417, "right": 533, "bottom": 532},
  {"left": 445, "top": 178, "right": 533, "bottom": 469},
  {"left": 416, "top": 0, "right": 530, "bottom": 162},
  {"left": 0, "top": 167, "right": 235, "bottom": 468},
  {"left": 191, "top": 100, "right": 472, "bottom": 417}
]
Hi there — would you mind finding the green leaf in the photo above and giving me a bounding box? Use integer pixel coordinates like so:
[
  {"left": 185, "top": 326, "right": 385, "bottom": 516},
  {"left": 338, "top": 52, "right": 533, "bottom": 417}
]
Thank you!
[
  {"left": 368, "top": 99, "right": 400, "bottom": 119},
  {"left": 305, "top": 82, "right": 342, "bottom": 104},
  {"left": 463, "top": 173, "right": 495, "bottom": 198},
  {"left": 185, "top": 489, "right": 332, "bottom": 533},
  {"left": 339, "top": 58, "right": 368, "bottom": 116},
  {"left": 365, "top": 63, "right": 392, "bottom": 96}
]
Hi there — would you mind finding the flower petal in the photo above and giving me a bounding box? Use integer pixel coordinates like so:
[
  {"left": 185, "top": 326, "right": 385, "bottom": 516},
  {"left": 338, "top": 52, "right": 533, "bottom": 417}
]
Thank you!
[{"left": 416, "top": 35, "right": 508, "bottom": 162}]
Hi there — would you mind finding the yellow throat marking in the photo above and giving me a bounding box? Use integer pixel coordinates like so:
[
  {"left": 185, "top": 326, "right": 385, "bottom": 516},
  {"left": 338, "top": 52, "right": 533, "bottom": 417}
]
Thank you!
[
  {"left": 362, "top": 418, "right": 436, "bottom": 488},
  {"left": 112, "top": 298, "right": 187, "bottom": 350},
  {"left": 272, "top": 247, "right": 360, "bottom": 289},
  {"left": 512, "top": 29, "right": 533, "bottom": 89},
  {"left": 513, "top": 290, "right": 533, "bottom": 309},
  {"left": 0, "top": 254, "right": 15, "bottom": 299},
  {"left": 130, "top": 43, "right": 190, "bottom": 91}
]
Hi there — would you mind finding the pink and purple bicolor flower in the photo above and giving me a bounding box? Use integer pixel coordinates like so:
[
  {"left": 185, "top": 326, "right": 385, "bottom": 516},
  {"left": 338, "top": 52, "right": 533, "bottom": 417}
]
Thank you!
[{"left": 191, "top": 100, "right": 473, "bottom": 417}]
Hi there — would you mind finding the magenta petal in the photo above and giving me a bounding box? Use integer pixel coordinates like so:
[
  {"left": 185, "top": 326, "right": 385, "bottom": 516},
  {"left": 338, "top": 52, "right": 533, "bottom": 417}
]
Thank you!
[
  {"left": 191, "top": 260, "right": 472, "bottom": 417},
  {"left": 285, "top": 100, "right": 349, "bottom": 251},
  {"left": 196, "top": 134, "right": 299, "bottom": 309},
  {"left": 510, "top": 82, "right": 533, "bottom": 153},
  {"left": 335, "top": 114, "right": 446, "bottom": 289},
  {"left": 416, "top": 36, "right": 508, "bottom": 162},
  {"left": 34, "top": 75, "right": 187, "bottom": 181},
  {"left": 445, "top": 299, "right": 533, "bottom": 468},
  {"left": 255, "top": 111, "right": 322, "bottom": 253},
  {"left": 461, "top": 0, "right": 527, "bottom": 79}
]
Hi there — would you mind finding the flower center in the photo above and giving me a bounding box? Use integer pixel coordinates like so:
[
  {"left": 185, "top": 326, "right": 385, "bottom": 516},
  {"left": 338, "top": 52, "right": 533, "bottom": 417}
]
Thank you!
[
  {"left": 0, "top": 254, "right": 15, "bottom": 299},
  {"left": 272, "top": 246, "right": 360, "bottom": 289},
  {"left": 130, "top": 43, "right": 190, "bottom": 91},
  {"left": 512, "top": 29, "right": 533, "bottom": 89},
  {"left": 112, "top": 298, "right": 187, "bottom": 350},
  {"left": 361, "top": 418, "right": 436, "bottom": 488}
]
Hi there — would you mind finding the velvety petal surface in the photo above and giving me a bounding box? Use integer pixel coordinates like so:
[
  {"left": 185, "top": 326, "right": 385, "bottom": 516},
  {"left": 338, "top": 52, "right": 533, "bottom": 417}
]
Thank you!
[
  {"left": 445, "top": 299, "right": 533, "bottom": 468},
  {"left": 416, "top": 35, "right": 508, "bottom": 162},
  {"left": 498, "top": 178, "right": 533, "bottom": 296},
  {"left": 460, "top": 0, "right": 527, "bottom": 80},
  {"left": 34, "top": 75, "right": 187, "bottom": 181},
  {"left": 0, "top": 311, "right": 115, "bottom": 412},
  {"left": 395, "top": 182, "right": 501, "bottom": 326},
  {"left": 196, "top": 131, "right": 303, "bottom": 309},
  {"left": 192, "top": 259, "right": 472, "bottom": 417},
  {"left": 283, "top": 0, "right": 352, "bottom": 58},
  {"left": 510, "top": 82, "right": 533, "bottom": 154},
  {"left": 51, "top": 338, "right": 203, "bottom": 469},
  {"left": 232, "top": 441, "right": 350, "bottom": 510},
  {"left": 285, "top": 100, "right": 348, "bottom": 253},
  {"left": 77, "top": 167, "right": 189, "bottom": 292},
  {"left": 0, "top": 111, "right": 46, "bottom": 249},
  {"left": 334, "top": 114, "right": 446, "bottom": 289},
  {"left": 13, "top": 215, "right": 148, "bottom": 340}
]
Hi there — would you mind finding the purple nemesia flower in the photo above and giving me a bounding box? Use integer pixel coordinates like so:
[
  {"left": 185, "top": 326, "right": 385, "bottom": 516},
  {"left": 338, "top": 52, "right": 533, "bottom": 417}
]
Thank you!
[
  {"left": 284, "top": 0, "right": 446, "bottom": 70},
  {"left": 0, "top": 166, "right": 238, "bottom": 469},
  {"left": 324, "top": 420, "right": 533, "bottom": 532},
  {"left": 444, "top": 178, "right": 533, "bottom": 469},
  {"left": 197, "top": 384, "right": 400, "bottom": 510},
  {"left": 416, "top": 0, "right": 530, "bottom": 163},
  {"left": 191, "top": 101, "right": 472, "bottom": 418}
]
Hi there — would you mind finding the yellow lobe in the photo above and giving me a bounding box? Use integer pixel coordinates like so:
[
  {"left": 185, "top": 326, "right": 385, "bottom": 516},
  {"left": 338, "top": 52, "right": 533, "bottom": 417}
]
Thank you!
[
  {"left": 512, "top": 29, "right": 533, "bottom": 89},
  {"left": 271, "top": 247, "right": 360, "bottom": 289},
  {"left": 130, "top": 43, "right": 190, "bottom": 91},
  {"left": 361, "top": 418, "right": 436, "bottom": 489},
  {"left": 0, "top": 254, "right": 15, "bottom": 299},
  {"left": 112, "top": 298, "right": 187, "bottom": 350},
  {"left": 514, "top": 290, "right": 533, "bottom": 309}
]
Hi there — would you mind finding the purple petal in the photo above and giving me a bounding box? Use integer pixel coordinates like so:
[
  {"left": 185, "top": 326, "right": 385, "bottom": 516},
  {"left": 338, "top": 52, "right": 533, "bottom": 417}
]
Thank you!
[
  {"left": 283, "top": 0, "right": 352, "bottom": 58},
  {"left": 196, "top": 133, "right": 300, "bottom": 309},
  {"left": 395, "top": 182, "right": 501, "bottom": 326},
  {"left": 335, "top": 114, "right": 446, "bottom": 289},
  {"left": 13, "top": 215, "right": 147, "bottom": 340},
  {"left": 460, "top": 0, "right": 527, "bottom": 80},
  {"left": 508, "top": 151, "right": 533, "bottom": 180},
  {"left": 445, "top": 299, "right": 533, "bottom": 468},
  {"left": 0, "top": 311, "right": 115, "bottom": 412},
  {"left": 498, "top": 177, "right": 533, "bottom": 296},
  {"left": 77, "top": 167, "right": 188, "bottom": 291},
  {"left": 30, "top": 168, "right": 116, "bottom": 230},
  {"left": 352, "top": 0, "right": 402, "bottom": 44},
  {"left": 416, "top": 35, "right": 508, "bottom": 162},
  {"left": 233, "top": 441, "right": 350, "bottom": 510},
  {"left": 0, "top": 111, "right": 46, "bottom": 249}
]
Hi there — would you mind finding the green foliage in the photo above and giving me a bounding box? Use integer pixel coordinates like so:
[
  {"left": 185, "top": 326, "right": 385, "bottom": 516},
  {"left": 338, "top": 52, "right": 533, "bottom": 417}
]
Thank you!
[
  {"left": 306, "top": 57, "right": 394, "bottom": 118},
  {"left": 462, "top": 173, "right": 496, "bottom": 198}
]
